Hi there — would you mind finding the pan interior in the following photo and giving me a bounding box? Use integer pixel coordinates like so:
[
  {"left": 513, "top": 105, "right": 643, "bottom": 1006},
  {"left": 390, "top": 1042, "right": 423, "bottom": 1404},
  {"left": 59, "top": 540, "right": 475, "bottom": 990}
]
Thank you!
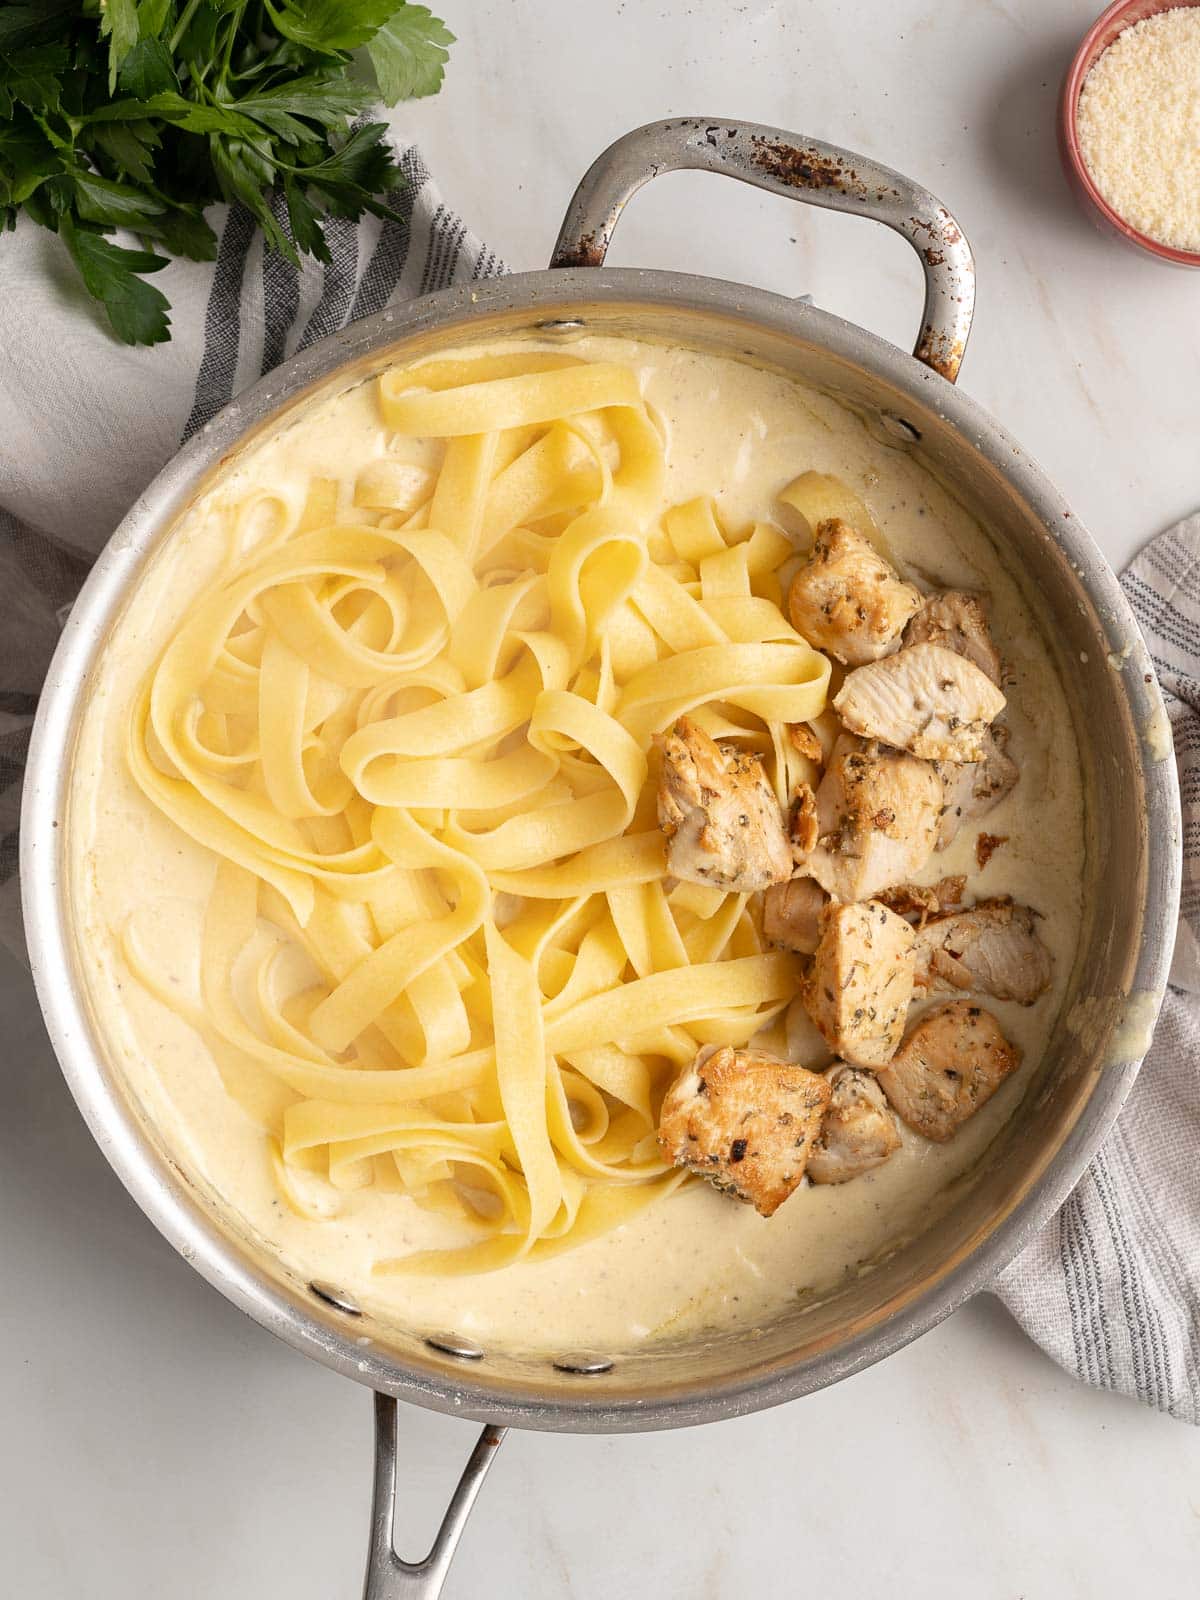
[{"left": 51, "top": 289, "right": 1163, "bottom": 1427}]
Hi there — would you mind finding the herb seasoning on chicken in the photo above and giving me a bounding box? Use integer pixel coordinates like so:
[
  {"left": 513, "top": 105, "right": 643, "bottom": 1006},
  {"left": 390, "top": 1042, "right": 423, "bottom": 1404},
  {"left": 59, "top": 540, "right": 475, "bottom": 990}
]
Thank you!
[
  {"left": 787, "top": 518, "right": 923, "bottom": 666},
  {"left": 903, "top": 590, "right": 1004, "bottom": 685},
  {"left": 808, "top": 1064, "right": 902, "bottom": 1185},
  {"left": 655, "top": 716, "right": 793, "bottom": 892},
  {"left": 763, "top": 875, "right": 829, "bottom": 954},
  {"left": 934, "top": 724, "right": 1019, "bottom": 849},
  {"left": 657, "top": 1046, "right": 832, "bottom": 1216},
  {"left": 801, "top": 899, "right": 916, "bottom": 1068},
  {"left": 878, "top": 1000, "right": 1021, "bottom": 1142},
  {"left": 798, "top": 735, "right": 943, "bottom": 903},
  {"left": 911, "top": 899, "right": 1053, "bottom": 1005},
  {"left": 834, "top": 641, "right": 1006, "bottom": 762}
]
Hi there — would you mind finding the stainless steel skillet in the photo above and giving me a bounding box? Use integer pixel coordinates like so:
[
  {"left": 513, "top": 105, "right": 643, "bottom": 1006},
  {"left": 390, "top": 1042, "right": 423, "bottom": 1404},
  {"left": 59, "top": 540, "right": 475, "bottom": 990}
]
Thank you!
[{"left": 20, "top": 120, "right": 1180, "bottom": 1598}]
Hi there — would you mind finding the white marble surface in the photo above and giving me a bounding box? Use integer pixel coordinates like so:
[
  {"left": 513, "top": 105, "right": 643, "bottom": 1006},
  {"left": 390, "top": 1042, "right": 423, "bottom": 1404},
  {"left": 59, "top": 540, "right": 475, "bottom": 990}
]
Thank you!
[{"left": 4, "top": 1, "right": 1200, "bottom": 1595}]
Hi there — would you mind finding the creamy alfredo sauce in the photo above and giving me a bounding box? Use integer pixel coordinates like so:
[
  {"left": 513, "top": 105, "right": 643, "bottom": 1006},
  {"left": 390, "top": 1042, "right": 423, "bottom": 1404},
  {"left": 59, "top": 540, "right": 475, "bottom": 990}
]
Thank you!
[{"left": 68, "top": 336, "right": 1085, "bottom": 1350}]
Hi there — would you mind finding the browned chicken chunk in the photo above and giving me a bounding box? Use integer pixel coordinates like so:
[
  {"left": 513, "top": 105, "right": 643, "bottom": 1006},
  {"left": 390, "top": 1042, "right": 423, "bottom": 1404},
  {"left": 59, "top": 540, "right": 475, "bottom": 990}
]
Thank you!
[
  {"left": 833, "top": 641, "right": 1007, "bottom": 762},
  {"left": 875, "top": 876, "right": 967, "bottom": 926},
  {"left": 763, "top": 875, "right": 829, "bottom": 954},
  {"left": 912, "top": 898, "right": 1054, "bottom": 1005},
  {"left": 787, "top": 518, "right": 922, "bottom": 666},
  {"left": 878, "top": 1000, "right": 1020, "bottom": 1142},
  {"left": 807, "top": 1062, "right": 902, "bottom": 1185},
  {"left": 656, "top": 717, "right": 792, "bottom": 892},
  {"left": 934, "top": 724, "right": 1019, "bottom": 849},
  {"left": 801, "top": 899, "right": 916, "bottom": 1068},
  {"left": 657, "top": 1046, "right": 832, "bottom": 1216},
  {"left": 798, "top": 736, "right": 943, "bottom": 903},
  {"left": 903, "top": 591, "right": 1003, "bottom": 685}
]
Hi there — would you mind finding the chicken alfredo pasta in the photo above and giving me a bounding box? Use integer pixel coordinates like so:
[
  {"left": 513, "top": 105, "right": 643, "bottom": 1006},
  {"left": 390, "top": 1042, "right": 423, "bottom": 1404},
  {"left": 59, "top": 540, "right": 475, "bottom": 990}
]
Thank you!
[
  {"left": 70, "top": 336, "right": 1084, "bottom": 1345},
  {"left": 121, "top": 350, "right": 831, "bottom": 1275}
]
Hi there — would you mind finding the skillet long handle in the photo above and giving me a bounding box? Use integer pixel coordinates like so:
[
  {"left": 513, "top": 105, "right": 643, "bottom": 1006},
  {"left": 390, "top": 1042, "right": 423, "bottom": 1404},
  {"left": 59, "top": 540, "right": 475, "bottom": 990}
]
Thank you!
[
  {"left": 551, "top": 116, "right": 975, "bottom": 384},
  {"left": 363, "top": 1394, "right": 507, "bottom": 1600}
]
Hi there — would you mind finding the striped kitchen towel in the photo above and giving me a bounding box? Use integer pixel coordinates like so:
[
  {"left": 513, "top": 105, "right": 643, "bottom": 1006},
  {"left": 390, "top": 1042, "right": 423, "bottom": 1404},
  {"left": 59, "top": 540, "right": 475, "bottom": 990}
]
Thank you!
[
  {"left": 0, "top": 165, "right": 1196, "bottom": 1422},
  {"left": 994, "top": 519, "right": 1200, "bottom": 1423}
]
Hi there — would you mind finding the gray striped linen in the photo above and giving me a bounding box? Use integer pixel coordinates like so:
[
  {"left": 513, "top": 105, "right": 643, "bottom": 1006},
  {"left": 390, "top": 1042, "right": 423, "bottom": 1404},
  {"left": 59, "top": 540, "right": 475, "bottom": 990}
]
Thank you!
[
  {"left": 1, "top": 169, "right": 1195, "bottom": 1422},
  {"left": 995, "top": 521, "right": 1200, "bottom": 1422}
]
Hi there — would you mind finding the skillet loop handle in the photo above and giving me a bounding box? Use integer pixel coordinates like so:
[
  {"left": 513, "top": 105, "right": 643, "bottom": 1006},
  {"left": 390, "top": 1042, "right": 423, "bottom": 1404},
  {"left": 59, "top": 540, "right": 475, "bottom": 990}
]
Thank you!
[
  {"left": 363, "top": 1394, "right": 507, "bottom": 1600},
  {"left": 551, "top": 117, "right": 976, "bottom": 384}
]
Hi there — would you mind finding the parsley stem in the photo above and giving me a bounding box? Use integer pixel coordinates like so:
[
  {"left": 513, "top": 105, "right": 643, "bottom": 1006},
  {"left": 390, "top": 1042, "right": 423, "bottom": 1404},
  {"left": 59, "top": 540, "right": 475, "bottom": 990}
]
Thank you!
[
  {"left": 219, "top": 3, "right": 246, "bottom": 84},
  {"left": 167, "top": 0, "right": 204, "bottom": 53}
]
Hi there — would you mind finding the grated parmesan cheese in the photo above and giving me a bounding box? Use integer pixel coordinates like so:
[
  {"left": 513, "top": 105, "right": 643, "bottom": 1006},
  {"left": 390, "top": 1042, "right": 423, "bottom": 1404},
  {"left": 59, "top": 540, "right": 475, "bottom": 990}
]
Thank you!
[{"left": 1077, "top": 6, "right": 1200, "bottom": 252}]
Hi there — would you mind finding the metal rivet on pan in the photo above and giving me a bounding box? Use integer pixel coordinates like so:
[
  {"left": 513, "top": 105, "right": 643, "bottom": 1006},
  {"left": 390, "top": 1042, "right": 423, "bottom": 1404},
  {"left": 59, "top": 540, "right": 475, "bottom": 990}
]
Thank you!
[
  {"left": 309, "top": 1281, "right": 363, "bottom": 1317},
  {"left": 426, "top": 1331, "right": 485, "bottom": 1360},
  {"left": 552, "top": 1354, "right": 614, "bottom": 1375},
  {"left": 879, "top": 411, "right": 922, "bottom": 444},
  {"left": 535, "top": 318, "right": 587, "bottom": 334}
]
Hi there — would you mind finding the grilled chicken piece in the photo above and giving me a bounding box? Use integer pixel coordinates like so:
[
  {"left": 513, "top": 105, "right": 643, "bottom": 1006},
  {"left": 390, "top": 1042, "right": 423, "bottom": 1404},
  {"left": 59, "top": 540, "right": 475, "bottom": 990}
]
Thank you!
[
  {"left": 903, "top": 591, "right": 1003, "bottom": 685},
  {"left": 657, "top": 1046, "right": 831, "bottom": 1216},
  {"left": 874, "top": 876, "right": 967, "bottom": 927},
  {"left": 801, "top": 899, "right": 916, "bottom": 1068},
  {"left": 912, "top": 899, "right": 1054, "bottom": 1005},
  {"left": 833, "top": 642, "right": 1007, "bottom": 762},
  {"left": 934, "top": 724, "right": 1019, "bottom": 849},
  {"left": 656, "top": 717, "right": 792, "bottom": 892},
  {"left": 799, "top": 736, "right": 942, "bottom": 903},
  {"left": 786, "top": 518, "right": 922, "bottom": 666},
  {"left": 763, "top": 875, "right": 829, "bottom": 954},
  {"left": 878, "top": 999, "right": 1020, "bottom": 1142},
  {"left": 807, "top": 1063, "right": 902, "bottom": 1185}
]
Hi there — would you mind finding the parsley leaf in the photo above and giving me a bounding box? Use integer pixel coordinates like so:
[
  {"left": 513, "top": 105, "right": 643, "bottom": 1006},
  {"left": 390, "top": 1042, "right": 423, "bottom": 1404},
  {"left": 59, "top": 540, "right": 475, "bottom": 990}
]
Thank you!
[
  {"left": 152, "top": 206, "right": 219, "bottom": 260},
  {"left": 99, "top": 0, "right": 141, "bottom": 91},
  {"left": 368, "top": 5, "right": 455, "bottom": 102},
  {"left": 117, "top": 39, "right": 179, "bottom": 99},
  {"left": 60, "top": 214, "right": 171, "bottom": 345},
  {"left": 295, "top": 122, "right": 401, "bottom": 216},
  {"left": 0, "top": 45, "right": 69, "bottom": 117},
  {"left": 0, "top": 117, "right": 62, "bottom": 217},
  {"left": 72, "top": 168, "right": 166, "bottom": 227},
  {"left": 0, "top": 4, "right": 76, "bottom": 51},
  {"left": 86, "top": 119, "right": 162, "bottom": 186},
  {"left": 136, "top": 0, "right": 174, "bottom": 37},
  {"left": 210, "top": 134, "right": 293, "bottom": 258},
  {"left": 223, "top": 73, "right": 365, "bottom": 145},
  {"left": 264, "top": 0, "right": 401, "bottom": 55},
  {"left": 283, "top": 177, "right": 330, "bottom": 261}
]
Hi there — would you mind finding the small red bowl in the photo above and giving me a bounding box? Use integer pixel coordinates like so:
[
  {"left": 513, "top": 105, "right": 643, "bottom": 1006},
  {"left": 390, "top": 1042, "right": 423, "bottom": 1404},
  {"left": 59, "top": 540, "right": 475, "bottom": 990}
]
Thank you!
[{"left": 1060, "top": 0, "right": 1200, "bottom": 266}]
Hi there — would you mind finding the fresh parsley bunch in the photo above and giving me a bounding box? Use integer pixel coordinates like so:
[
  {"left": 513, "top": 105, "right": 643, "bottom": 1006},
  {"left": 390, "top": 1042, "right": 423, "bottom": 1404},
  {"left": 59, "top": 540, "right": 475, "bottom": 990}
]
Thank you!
[{"left": 0, "top": 0, "right": 455, "bottom": 345}]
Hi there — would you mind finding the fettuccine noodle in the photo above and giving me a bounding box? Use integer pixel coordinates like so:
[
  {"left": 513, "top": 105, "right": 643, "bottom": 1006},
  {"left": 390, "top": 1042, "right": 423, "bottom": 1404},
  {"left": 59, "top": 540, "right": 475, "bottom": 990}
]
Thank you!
[{"left": 126, "top": 350, "right": 830, "bottom": 1274}]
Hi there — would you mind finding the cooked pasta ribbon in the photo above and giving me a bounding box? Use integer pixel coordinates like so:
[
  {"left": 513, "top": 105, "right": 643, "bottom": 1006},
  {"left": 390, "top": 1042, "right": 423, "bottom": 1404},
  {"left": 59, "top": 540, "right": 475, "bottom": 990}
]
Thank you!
[{"left": 128, "top": 350, "right": 830, "bottom": 1276}]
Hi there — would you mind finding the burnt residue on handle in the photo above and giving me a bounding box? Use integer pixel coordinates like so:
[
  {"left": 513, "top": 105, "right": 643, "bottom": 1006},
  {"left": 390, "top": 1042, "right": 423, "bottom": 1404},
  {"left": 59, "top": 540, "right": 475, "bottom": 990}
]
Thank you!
[
  {"left": 748, "top": 135, "right": 877, "bottom": 201},
  {"left": 914, "top": 324, "right": 967, "bottom": 384},
  {"left": 552, "top": 228, "right": 606, "bottom": 270},
  {"left": 909, "top": 209, "right": 967, "bottom": 263}
]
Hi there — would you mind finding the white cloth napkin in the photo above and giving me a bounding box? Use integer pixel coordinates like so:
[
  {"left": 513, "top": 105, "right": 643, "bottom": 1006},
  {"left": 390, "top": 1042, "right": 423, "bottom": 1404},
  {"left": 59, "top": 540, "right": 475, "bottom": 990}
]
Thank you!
[{"left": 1, "top": 160, "right": 1195, "bottom": 1422}]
